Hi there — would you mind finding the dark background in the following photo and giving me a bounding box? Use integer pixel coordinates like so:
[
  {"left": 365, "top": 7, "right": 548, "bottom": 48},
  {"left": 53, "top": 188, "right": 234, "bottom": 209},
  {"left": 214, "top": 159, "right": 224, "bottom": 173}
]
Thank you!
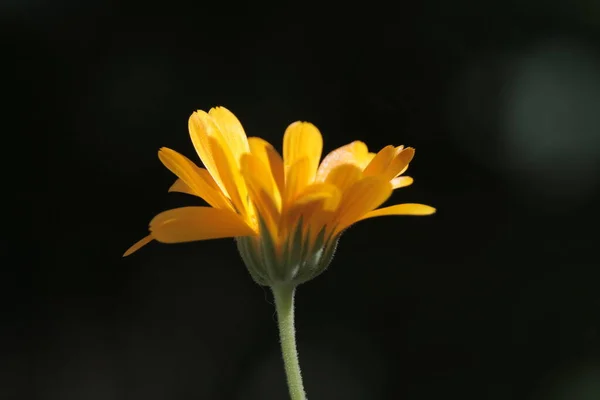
[{"left": 5, "top": 0, "right": 600, "bottom": 399}]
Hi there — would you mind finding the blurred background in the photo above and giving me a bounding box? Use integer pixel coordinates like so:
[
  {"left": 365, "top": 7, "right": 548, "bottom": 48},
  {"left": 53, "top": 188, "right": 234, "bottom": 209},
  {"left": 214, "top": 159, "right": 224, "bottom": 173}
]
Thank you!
[{"left": 4, "top": 0, "right": 600, "bottom": 399}]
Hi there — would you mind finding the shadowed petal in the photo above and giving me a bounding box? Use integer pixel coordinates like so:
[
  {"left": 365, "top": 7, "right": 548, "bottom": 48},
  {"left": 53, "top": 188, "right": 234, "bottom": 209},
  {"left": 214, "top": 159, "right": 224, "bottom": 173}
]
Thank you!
[
  {"left": 334, "top": 176, "right": 393, "bottom": 233},
  {"left": 123, "top": 235, "right": 154, "bottom": 257}
]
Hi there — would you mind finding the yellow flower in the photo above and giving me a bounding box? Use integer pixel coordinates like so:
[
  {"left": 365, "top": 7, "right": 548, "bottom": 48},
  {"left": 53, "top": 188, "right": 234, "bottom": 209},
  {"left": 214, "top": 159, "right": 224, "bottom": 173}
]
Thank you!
[{"left": 124, "top": 106, "right": 435, "bottom": 285}]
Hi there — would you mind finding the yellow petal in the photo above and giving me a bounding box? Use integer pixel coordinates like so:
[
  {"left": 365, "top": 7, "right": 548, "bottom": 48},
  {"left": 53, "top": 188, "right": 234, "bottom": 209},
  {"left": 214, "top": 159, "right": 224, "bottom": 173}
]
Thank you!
[
  {"left": 357, "top": 203, "right": 436, "bottom": 221},
  {"left": 208, "top": 135, "right": 251, "bottom": 218},
  {"left": 334, "top": 176, "right": 393, "bottom": 233},
  {"left": 248, "top": 137, "right": 285, "bottom": 201},
  {"left": 363, "top": 145, "right": 396, "bottom": 177},
  {"left": 168, "top": 179, "right": 194, "bottom": 196},
  {"left": 283, "top": 121, "right": 323, "bottom": 194},
  {"left": 383, "top": 147, "right": 415, "bottom": 180},
  {"left": 240, "top": 153, "right": 281, "bottom": 234},
  {"left": 391, "top": 176, "right": 414, "bottom": 189},
  {"left": 150, "top": 206, "right": 256, "bottom": 243},
  {"left": 158, "top": 147, "right": 232, "bottom": 210},
  {"left": 283, "top": 157, "right": 311, "bottom": 205},
  {"left": 282, "top": 183, "right": 340, "bottom": 238},
  {"left": 293, "top": 183, "right": 341, "bottom": 211},
  {"left": 188, "top": 111, "right": 227, "bottom": 195},
  {"left": 316, "top": 140, "right": 372, "bottom": 182},
  {"left": 123, "top": 234, "right": 153, "bottom": 257},
  {"left": 208, "top": 106, "right": 250, "bottom": 161},
  {"left": 324, "top": 164, "right": 363, "bottom": 193}
]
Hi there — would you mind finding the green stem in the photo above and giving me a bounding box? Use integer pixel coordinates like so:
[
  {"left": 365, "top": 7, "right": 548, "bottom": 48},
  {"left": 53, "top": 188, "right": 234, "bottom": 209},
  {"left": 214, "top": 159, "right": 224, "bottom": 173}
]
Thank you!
[{"left": 272, "top": 284, "right": 307, "bottom": 400}]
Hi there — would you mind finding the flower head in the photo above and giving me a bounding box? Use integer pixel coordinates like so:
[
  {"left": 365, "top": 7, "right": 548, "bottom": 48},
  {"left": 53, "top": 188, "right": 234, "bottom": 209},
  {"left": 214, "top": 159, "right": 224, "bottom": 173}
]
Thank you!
[{"left": 124, "top": 106, "right": 435, "bottom": 286}]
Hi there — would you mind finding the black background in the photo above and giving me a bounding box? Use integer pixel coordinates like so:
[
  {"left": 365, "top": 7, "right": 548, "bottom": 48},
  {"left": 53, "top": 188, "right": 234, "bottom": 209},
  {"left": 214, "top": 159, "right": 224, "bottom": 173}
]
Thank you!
[{"left": 5, "top": 0, "right": 600, "bottom": 399}]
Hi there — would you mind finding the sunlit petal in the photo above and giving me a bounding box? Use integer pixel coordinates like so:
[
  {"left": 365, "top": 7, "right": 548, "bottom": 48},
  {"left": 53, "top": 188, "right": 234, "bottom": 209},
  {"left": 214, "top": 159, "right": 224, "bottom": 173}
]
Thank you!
[
  {"left": 158, "top": 147, "right": 232, "bottom": 210},
  {"left": 391, "top": 176, "right": 414, "bottom": 189},
  {"left": 316, "top": 141, "right": 372, "bottom": 181},
  {"left": 168, "top": 179, "right": 194, "bottom": 196},
  {"left": 240, "top": 153, "right": 281, "bottom": 234},
  {"left": 283, "top": 157, "right": 311, "bottom": 205},
  {"left": 383, "top": 147, "right": 415, "bottom": 180},
  {"left": 208, "top": 136, "right": 251, "bottom": 218},
  {"left": 188, "top": 111, "right": 228, "bottom": 195},
  {"left": 283, "top": 121, "right": 323, "bottom": 193},
  {"left": 248, "top": 137, "right": 285, "bottom": 200},
  {"left": 334, "top": 176, "right": 393, "bottom": 233},
  {"left": 363, "top": 145, "right": 395, "bottom": 177},
  {"left": 357, "top": 203, "right": 437, "bottom": 221},
  {"left": 208, "top": 106, "right": 250, "bottom": 162},
  {"left": 150, "top": 206, "right": 256, "bottom": 243},
  {"left": 324, "top": 164, "right": 363, "bottom": 193}
]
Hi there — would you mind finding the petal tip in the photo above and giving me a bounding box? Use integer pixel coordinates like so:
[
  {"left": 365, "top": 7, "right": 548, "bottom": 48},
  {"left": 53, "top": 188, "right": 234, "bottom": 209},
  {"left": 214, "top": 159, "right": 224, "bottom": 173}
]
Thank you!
[{"left": 123, "top": 235, "right": 154, "bottom": 257}]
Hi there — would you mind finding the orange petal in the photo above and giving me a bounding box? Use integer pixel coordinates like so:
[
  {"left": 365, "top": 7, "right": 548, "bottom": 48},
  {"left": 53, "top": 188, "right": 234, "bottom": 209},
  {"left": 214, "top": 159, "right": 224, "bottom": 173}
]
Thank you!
[
  {"left": 363, "top": 145, "right": 396, "bottom": 177},
  {"left": 324, "top": 163, "right": 363, "bottom": 193},
  {"left": 123, "top": 235, "right": 154, "bottom": 257},
  {"left": 188, "top": 111, "right": 227, "bottom": 195},
  {"left": 168, "top": 179, "right": 195, "bottom": 196},
  {"left": 357, "top": 203, "right": 436, "bottom": 221},
  {"left": 383, "top": 147, "right": 415, "bottom": 180},
  {"left": 283, "top": 157, "right": 311, "bottom": 205},
  {"left": 391, "top": 176, "right": 414, "bottom": 189},
  {"left": 316, "top": 140, "right": 372, "bottom": 181},
  {"left": 208, "top": 106, "right": 250, "bottom": 162},
  {"left": 283, "top": 183, "right": 340, "bottom": 238},
  {"left": 293, "top": 183, "right": 341, "bottom": 211},
  {"left": 283, "top": 121, "right": 323, "bottom": 193},
  {"left": 248, "top": 137, "right": 284, "bottom": 201},
  {"left": 240, "top": 153, "right": 281, "bottom": 234},
  {"left": 208, "top": 136, "right": 251, "bottom": 218},
  {"left": 158, "top": 147, "right": 232, "bottom": 210},
  {"left": 334, "top": 176, "right": 393, "bottom": 233},
  {"left": 150, "top": 206, "right": 256, "bottom": 243}
]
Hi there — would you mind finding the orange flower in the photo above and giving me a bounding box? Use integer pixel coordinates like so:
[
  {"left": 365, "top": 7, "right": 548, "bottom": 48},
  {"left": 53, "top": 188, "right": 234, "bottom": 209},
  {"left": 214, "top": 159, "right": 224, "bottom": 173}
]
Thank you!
[{"left": 124, "top": 107, "right": 435, "bottom": 285}]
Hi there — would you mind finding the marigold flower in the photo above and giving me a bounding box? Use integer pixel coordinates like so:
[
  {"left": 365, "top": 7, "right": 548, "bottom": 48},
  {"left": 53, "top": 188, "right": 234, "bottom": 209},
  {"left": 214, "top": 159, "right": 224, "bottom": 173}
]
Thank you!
[{"left": 123, "top": 106, "right": 435, "bottom": 286}]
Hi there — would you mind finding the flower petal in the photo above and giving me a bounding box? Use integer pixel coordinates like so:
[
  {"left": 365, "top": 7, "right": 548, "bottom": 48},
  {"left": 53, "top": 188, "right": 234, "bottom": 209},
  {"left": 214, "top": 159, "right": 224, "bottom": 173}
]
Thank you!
[
  {"left": 240, "top": 153, "right": 280, "bottom": 234},
  {"left": 158, "top": 147, "right": 232, "bottom": 210},
  {"left": 363, "top": 145, "right": 396, "bottom": 177},
  {"left": 283, "top": 121, "right": 323, "bottom": 194},
  {"left": 316, "top": 140, "right": 372, "bottom": 181},
  {"left": 324, "top": 164, "right": 363, "bottom": 193},
  {"left": 293, "top": 183, "right": 341, "bottom": 211},
  {"left": 248, "top": 137, "right": 284, "bottom": 201},
  {"left": 123, "top": 234, "right": 153, "bottom": 257},
  {"left": 283, "top": 183, "right": 341, "bottom": 239},
  {"left": 188, "top": 111, "right": 227, "bottom": 195},
  {"left": 150, "top": 206, "right": 256, "bottom": 243},
  {"left": 168, "top": 179, "right": 194, "bottom": 196},
  {"left": 208, "top": 106, "right": 250, "bottom": 161},
  {"left": 391, "top": 176, "right": 414, "bottom": 189},
  {"left": 383, "top": 147, "right": 415, "bottom": 180},
  {"left": 357, "top": 203, "right": 436, "bottom": 221},
  {"left": 283, "top": 157, "right": 311, "bottom": 205},
  {"left": 208, "top": 135, "right": 251, "bottom": 218},
  {"left": 334, "top": 176, "right": 393, "bottom": 233}
]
